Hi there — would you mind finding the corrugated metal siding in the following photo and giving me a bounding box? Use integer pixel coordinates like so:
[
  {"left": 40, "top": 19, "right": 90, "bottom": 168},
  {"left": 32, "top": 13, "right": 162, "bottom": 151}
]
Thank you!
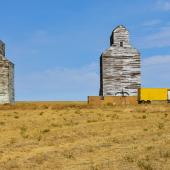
[
  {"left": 0, "top": 41, "right": 15, "bottom": 104},
  {"left": 100, "top": 25, "right": 141, "bottom": 96}
]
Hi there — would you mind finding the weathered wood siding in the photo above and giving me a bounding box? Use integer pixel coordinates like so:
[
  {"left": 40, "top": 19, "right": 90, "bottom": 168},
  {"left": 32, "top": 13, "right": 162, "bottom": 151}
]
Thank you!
[
  {"left": 100, "top": 25, "right": 141, "bottom": 96},
  {"left": 0, "top": 41, "right": 15, "bottom": 104}
]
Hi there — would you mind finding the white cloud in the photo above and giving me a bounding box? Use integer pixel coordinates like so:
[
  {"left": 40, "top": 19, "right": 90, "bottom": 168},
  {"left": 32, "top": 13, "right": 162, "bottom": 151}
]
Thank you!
[
  {"left": 137, "top": 26, "right": 170, "bottom": 48},
  {"left": 143, "top": 55, "right": 170, "bottom": 65},
  {"left": 142, "top": 19, "right": 161, "bottom": 27},
  {"left": 156, "top": 0, "right": 170, "bottom": 11},
  {"left": 142, "top": 55, "right": 170, "bottom": 87},
  {"left": 16, "top": 63, "right": 99, "bottom": 100}
]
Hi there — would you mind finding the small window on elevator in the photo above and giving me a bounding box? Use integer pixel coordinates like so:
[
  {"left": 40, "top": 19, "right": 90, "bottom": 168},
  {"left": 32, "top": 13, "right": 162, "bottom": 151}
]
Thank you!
[{"left": 120, "top": 41, "right": 123, "bottom": 47}]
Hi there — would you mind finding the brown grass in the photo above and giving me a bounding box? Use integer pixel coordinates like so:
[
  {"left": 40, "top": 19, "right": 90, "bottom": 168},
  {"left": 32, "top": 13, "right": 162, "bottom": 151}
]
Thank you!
[{"left": 0, "top": 102, "right": 170, "bottom": 169}]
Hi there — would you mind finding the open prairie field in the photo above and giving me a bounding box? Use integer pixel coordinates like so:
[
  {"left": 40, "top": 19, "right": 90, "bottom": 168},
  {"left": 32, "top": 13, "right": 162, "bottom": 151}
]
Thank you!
[{"left": 0, "top": 102, "right": 170, "bottom": 170}]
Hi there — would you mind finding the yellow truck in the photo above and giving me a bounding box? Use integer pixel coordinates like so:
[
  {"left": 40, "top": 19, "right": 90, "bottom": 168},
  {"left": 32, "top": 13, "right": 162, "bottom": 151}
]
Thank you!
[{"left": 138, "top": 88, "right": 170, "bottom": 103}]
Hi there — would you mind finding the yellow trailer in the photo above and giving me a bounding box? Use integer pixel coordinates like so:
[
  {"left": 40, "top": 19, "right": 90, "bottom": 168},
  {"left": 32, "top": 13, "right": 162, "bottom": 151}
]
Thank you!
[{"left": 138, "top": 88, "right": 170, "bottom": 103}]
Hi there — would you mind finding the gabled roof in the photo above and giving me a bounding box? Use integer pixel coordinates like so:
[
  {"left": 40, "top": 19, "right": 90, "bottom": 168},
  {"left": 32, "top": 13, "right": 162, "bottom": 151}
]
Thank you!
[
  {"left": 113, "top": 25, "right": 127, "bottom": 32},
  {"left": 0, "top": 40, "right": 5, "bottom": 45}
]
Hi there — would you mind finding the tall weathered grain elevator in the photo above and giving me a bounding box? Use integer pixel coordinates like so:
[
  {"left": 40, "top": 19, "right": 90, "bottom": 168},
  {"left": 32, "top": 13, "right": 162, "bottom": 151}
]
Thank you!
[
  {"left": 99, "top": 25, "right": 141, "bottom": 96},
  {"left": 0, "top": 40, "right": 15, "bottom": 104}
]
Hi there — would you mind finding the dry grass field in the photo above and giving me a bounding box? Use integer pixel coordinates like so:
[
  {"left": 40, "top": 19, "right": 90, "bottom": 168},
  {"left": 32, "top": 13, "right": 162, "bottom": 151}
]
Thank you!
[{"left": 0, "top": 102, "right": 170, "bottom": 170}]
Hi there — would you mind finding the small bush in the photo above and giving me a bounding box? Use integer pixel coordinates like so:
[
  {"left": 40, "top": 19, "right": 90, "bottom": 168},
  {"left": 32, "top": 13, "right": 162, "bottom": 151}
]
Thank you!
[
  {"left": 142, "top": 115, "right": 147, "bottom": 119},
  {"left": 75, "top": 109, "right": 81, "bottom": 114},
  {"left": 64, "top": 120, "right": 79, "bottom": 126},
  {"left": 137, "top": 160, "right": 153, "bottom": 170},
  {"left": 63, "top": 151, "right": 74, "bottom": 159},
  {"left": 39, "top": 105, "right": 49, "bottom": 109},
  {"left": 37, "top": 135, "right": 42, "bottom": 141},
  {"left": 160, "top": 150, "right": 170, "bottom": 158},
  {"left": 0, "top": 121, "right": 5, "bottom": 125},
  {"left": 9, "top": 138, "right": 17, "bottom": 145},
  {"left": 39, "top": 112, "right": 44, "bottom": 116},
  {"left": 105, "top": 102, "right": 113, "bottom": 106},
  {"left": 90, "top": 165, "right": 100, "bottom": 170},
  {"left": 146, "top": 146, "right": 154, "bottom": 151},
  {"left": 14, "top": 115, "right": 19, "bottom": 119},
  {"left": 124, "top": 155, "right": 134, "bottom": 163},
  {"left": 51, "top": 123, "right": 62, "bottom": 128},
  {"left": 158, "top": 122, "right": 164, "bottom": 129},
  {"left": 42, "top": 129, "right": 50, "bottom": 133},
  {"left": 20, "top": 126, "right": 28, "bottom": 138},
  {"left": 164, "top": 113, "right": 168, "bottom": 118},
  {"left": 111, "top": 114, "right": 119, "bottom": 119},
  {"left": 87, "top": 119, "right": 98, "bottom": 123}
]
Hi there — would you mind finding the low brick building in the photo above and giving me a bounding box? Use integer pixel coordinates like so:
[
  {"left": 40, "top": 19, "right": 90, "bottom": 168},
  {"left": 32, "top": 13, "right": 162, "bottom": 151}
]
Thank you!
[{"left": 0, "top": 40, "right": 14, "bottom": 104}]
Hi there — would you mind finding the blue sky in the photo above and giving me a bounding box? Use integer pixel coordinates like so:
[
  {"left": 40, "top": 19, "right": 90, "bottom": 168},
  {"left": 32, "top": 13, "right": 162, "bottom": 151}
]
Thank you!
[{"left": 0, "top": 0, "right": 170, "bottom": 101}]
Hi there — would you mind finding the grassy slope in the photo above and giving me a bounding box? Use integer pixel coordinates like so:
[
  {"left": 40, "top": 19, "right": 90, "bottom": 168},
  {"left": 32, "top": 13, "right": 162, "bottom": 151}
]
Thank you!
[{"left": 0, "top": 103, "right": 170, "bottom": 170}]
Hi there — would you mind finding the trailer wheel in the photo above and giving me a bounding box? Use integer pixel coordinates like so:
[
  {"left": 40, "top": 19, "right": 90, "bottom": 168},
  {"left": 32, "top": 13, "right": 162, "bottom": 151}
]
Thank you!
[
  {"left": 140, "top": 100, "right": 145, "bottom": 104},
  {"left": 138, "top": 101, "right": 142, "bottom": 104},
  {"left": 146, "top": 100, "right": 151, "bottom": 104}
]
